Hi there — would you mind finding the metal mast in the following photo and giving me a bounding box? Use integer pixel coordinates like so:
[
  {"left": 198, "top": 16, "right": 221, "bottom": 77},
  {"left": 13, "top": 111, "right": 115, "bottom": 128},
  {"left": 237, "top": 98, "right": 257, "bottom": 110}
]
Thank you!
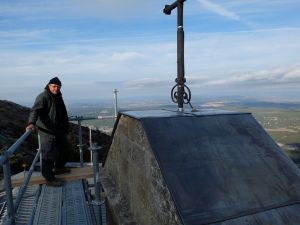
[{"left": 164, "top": 0, "right": 191, "bottom": 112}]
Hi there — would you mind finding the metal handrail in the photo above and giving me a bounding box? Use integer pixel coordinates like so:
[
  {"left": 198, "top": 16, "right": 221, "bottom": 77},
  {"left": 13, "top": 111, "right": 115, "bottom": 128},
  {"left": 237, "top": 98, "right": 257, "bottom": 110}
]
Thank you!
[
  {"left": 0, "top": 201, "right": 6, "bottom": 219},
  {"left": 14, "top": 148, "right": 41, "bottom": 211},
  {"left": 0, "top": 92, "right": 118, "bottom": 225},
  {"left": 0, "top": 130, "right": 32, "bottom": 166},
  {"left": 0, "top": 130, "right": 41, "bottom": 225},
  {"left": 0, "top": 127, "right": 107, "bottom": 225},
  {"left": 69, "top": 115, "right": 114, "bottom": 168},
  {"left": 69, "top": 89, "right": 118, "bottom": 169},
  {"left": 69, "top": 115, "right": 116, "bottom": 168},
  {"left": 69, "top": 115, "right": 115, "bottom": 122}
]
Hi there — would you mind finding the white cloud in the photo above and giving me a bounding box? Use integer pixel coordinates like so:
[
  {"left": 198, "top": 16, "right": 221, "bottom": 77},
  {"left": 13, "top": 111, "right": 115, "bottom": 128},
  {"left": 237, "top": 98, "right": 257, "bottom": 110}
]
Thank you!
[
  {"left": 123, "top": 78, "right": 169, "bottom": 89},
  {"left": 0, "top": 2, "right": 70, "bottom": 21},
  {"left": 197, "top": 0, "right": 240, "bottom": 20},
  {"left": 99, "top": 63, "right": 300, "bottom": 92},
  {"left": 284, "top": 68, "right": 300, "bottom": 80},
  {"left": 67, "top": 0, "right": 163, "bottom": 19},
  {"left": 0, "top": 0, "right": 158, "bottom": 22},
  {"left": 186, "top": 28, "right": 300, "bottom": 77},
  {"left": 1, "top": 27, "right": 300, "bottom": 101},
  {"left": 108, "top": 52, "right": 144, "bottom": 62},
  {"left": 187, "top": 64, "right": 300, "bottom": 88},
  {"left": 0, "top": 30, "right": 46, "bottom": 39}
]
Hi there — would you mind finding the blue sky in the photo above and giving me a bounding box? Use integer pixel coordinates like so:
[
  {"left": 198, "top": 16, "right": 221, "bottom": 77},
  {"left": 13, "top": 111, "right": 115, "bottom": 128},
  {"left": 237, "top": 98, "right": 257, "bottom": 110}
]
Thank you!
[{"left": 1, "top": 0, "right": 300, "bottom": 105}]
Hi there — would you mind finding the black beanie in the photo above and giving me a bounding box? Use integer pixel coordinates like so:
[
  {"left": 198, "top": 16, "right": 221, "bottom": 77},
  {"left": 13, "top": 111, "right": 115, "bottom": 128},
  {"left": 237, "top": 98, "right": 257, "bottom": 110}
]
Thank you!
[{"left": 48, "top": 77, "right": 62, "bottom": 86}]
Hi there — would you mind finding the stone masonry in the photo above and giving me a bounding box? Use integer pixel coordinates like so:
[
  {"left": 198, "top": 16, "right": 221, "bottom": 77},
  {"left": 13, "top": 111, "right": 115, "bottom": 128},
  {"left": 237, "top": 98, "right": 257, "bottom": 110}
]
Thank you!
[{"left": 102, "top": 115, "right": 182, "bottom": 225}]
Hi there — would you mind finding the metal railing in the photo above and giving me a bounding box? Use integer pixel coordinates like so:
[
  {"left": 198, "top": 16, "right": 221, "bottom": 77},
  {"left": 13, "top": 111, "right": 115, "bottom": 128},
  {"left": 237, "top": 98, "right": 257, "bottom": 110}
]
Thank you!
[
  {"left": 0, "top": 130, "right": 105, "bottom": 225},
  {"left": 0, "top": 90, "right": 118, "bottom": 225},
  {"left": 69, "top": 115, "right": 115, "bottom": 168},
  {"left": 69, "top": 89, "right": 118, "bottom": 167},
  {"left": 0, "top": 127, "right": 107, "bottom": 225},
  {"left": 0, "top": 130, "right": 41, "bottom": 225}
]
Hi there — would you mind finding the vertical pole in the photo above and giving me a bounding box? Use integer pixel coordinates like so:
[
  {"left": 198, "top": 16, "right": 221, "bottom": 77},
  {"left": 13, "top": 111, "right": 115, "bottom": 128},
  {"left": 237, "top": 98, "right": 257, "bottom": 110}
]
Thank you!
[
  {"left": 89, "top": 126, "right": 93, "bottom": 164},
  {"left": 113, "top": 89, "right": 118, "bottom": 120},
  {"left": 92, "top": 145, "right": 102, "bottom": 225},
  {"left": 14, "top": 149, "right": 41, "bottom": 211},
  {"left": 3, "top": 153, "right": 15, "bottom": 225},
  {"left": 38, "top": 133, "right": 42, "bottom": 172},
  {"left": 78, "top": 119, "right": 84, "bottom": 167},
  {"left": 92, "top": 147, "right": 101, "bottom": 202},
  {"left": 177, "top": 0, "right": 185, "bottom": 112}
]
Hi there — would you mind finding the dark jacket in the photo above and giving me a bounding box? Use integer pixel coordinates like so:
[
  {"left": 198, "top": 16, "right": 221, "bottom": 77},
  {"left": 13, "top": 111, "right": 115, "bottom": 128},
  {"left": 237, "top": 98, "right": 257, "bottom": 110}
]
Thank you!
[{"left": 28, "top": 87, "right": 69, "bottom": 134}]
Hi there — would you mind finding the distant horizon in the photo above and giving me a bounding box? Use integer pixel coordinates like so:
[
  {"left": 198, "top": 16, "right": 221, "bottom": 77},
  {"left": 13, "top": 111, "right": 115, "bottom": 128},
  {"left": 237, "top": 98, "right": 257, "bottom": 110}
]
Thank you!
[{"left": 10, "top": 92, "right": 300, "bottom": 110}]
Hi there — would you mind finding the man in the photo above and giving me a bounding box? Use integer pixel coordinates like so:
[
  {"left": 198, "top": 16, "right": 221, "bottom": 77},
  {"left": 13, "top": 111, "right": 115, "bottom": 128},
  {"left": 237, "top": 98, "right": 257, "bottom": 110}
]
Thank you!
[{"left": 26, "top": 77, "right": 70, "bottom": 186}]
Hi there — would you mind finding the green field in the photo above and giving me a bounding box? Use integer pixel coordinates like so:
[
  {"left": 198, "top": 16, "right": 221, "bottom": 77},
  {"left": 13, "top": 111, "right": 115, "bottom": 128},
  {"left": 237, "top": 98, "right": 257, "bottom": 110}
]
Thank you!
[
  {"left": 224, "top": 106, "right": 300, "bottom": 164},
  {"left": 75, "top": 104, "right": 300, "bottom": 164}
]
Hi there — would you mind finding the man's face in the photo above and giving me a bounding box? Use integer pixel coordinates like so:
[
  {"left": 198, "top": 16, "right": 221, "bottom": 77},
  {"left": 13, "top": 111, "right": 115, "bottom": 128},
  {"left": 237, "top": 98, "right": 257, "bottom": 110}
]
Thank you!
[{"left": 48, "top": 84, "right": 61, "bottom": 95}]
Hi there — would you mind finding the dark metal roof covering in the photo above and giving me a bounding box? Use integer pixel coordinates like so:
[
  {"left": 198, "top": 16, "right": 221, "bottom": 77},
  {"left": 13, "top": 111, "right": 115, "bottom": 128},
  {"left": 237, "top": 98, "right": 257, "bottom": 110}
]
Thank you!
[
  {"left": 121, "top": 108, "right": 248, "bottom": 119},
  {"left": 118, "top": 109, "right": 300, "bottom": 225}
]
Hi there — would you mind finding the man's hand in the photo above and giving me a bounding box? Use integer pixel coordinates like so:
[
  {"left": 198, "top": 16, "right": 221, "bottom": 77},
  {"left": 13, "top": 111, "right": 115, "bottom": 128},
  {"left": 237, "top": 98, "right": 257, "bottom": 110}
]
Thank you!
[{"left": 26, "top": 124, "right": 36, "bottom": 132}]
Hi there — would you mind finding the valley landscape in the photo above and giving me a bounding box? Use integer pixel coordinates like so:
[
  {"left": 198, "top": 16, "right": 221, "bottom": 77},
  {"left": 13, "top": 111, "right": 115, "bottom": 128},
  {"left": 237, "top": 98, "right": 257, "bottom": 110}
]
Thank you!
[{"left": 68, "top": 98, "right": 300, "bottom": 165}]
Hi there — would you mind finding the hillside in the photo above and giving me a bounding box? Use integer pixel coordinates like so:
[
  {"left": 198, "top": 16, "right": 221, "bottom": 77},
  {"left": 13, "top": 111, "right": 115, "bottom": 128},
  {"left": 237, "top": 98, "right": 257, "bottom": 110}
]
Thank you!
[{"left": 0, "top": 100, "right": 111, "bottom": 175}]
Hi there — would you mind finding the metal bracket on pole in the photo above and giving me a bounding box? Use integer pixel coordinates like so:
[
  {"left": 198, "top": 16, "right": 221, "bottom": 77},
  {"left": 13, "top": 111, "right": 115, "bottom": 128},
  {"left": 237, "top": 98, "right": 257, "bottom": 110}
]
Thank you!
[
  {"left": 163, "top": 0, "right": 186, "bottom": 15},
  {"left": 113, "top": 89, "right": 118, "bottom": 120},
  {"left": 78, "top": 119, "right": 85, "bottom": 167},
  {"left": 91, "top": 145, "right": 102, "bottom": 202},
  {"left": 89, "top": 144, "right": 103, "bottom": 225},
  {"left": 38, "top": 133, "right": 42, "bottom": 172}
]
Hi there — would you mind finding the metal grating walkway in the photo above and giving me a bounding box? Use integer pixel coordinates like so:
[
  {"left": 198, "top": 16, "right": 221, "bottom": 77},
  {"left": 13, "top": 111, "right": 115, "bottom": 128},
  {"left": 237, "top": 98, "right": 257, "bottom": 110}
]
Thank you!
[
  {"left": 1, "top": 179, "right": 104, "bottom": 225},
  {"left": 32, "top": 180, "right": 96, "bottom": 225},
  {"left": 14, "top": 185, "right": 41, "bottom": 225},
  {"left": 62, "top": 181, "right": 94, "bottom": 225},
  {"left": 33, "top": 185, "right": 63, "bottom": 225},
  {"left": 0, "top": 185, "right": 41, "bottom": 225}
]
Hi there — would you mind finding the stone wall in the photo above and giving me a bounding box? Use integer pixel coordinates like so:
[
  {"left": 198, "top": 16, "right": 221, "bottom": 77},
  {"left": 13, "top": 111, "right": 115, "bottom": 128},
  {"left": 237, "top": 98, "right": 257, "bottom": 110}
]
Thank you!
[{"left": 103, "top": 115, "right": 182, "bottom": 225}]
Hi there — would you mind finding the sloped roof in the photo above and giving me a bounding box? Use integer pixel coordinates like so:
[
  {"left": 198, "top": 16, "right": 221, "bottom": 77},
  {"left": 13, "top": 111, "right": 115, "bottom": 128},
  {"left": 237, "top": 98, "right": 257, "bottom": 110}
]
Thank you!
[{"left": 120, "top": 109, "right": 300, "bottom": 225}]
